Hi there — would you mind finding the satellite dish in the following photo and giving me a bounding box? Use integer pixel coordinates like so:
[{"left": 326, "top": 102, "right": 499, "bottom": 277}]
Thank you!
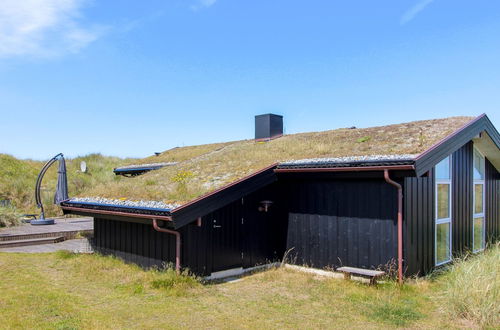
[{"left": 80, "top": 161, "right": 87, "bottom": 173}]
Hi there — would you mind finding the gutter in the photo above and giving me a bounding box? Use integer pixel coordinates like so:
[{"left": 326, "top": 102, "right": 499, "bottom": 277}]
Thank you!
[
  {"left": 274, "top": 164, "right": 415, "bottom": 173},
  {"left": 60, "top": 205, "right": 173, "bottom": 221}
]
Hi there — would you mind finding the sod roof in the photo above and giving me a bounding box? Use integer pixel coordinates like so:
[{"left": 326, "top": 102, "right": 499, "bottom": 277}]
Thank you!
[{"left": 74, "top": 116, "right": 474, "bottom": 207}]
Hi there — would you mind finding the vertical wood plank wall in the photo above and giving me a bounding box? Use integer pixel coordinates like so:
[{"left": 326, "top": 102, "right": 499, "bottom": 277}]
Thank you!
[
  {"left": 404, "top": 141, "right": 498, "bottom": 276},
  {"left": 403, "top": 168, "right": 435, "bottom": 276},
  {"left": 94, "top": 217, "right": 213, "bottom": 275},
  {"left": 284, "top": 177, "right": 398, "bottom": 270},
  {"left": 92, "top": 183, "right": 287, "bottom": 276},
  {"left": 486, "top": 158, "right": 500, "bottom": 243},
  {"left": 451, "top": 142, "right": 473, "bottom": 255}
]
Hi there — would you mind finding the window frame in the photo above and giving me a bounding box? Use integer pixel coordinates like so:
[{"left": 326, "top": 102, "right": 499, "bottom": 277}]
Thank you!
[
  {"left": 472, "top": 147, "right": 486, "bottom": 253},
  {"left": 435, "top": 155, "right": 453, "bottom": 266}
]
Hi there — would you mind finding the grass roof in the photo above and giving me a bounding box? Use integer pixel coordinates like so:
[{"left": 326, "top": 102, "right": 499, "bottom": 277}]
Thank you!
[{"left": 77, "top": 116, "right": 474, "bottom": 206}]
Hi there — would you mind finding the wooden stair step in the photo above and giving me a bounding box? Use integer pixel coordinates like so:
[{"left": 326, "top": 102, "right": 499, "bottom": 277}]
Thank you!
[
  {"left": 0, "top": 236, "right": 65, "bottom": 248},
  {"left": 0, "top": 230, "right": 92, "bottom": 242}
]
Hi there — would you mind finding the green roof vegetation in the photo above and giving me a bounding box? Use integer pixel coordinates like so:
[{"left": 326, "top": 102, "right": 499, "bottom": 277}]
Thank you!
[{"left": 79, "top": 116, "right": 474, "bottom": 205}]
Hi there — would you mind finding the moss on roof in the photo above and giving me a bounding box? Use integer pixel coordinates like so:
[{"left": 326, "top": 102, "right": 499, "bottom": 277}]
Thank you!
[
  {"left": 78, "top": 116, "right": 474, "bottom": 206},
  {"left": 125, "top": 142, "right": 237, "bottom": 166}
]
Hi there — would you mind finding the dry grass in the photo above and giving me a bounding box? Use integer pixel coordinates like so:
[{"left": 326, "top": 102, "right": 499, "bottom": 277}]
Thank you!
[
  {"left": 80, "top": 116, "right": 474, "bottom": 204},
  {"left": 0, "top": 207, "right": 22, "bottom": 227},
  {"left": 128, "top": 141, "right": 237, "bottom": 165},
  {"left": 0, "top": 153, "right": 131, "bottom": 216},
  {"left": 0, "top": 251, "right": 474, "bottom": 329},
  {"left": 433, "top": 242, "right": 500, "bottom": 328}
]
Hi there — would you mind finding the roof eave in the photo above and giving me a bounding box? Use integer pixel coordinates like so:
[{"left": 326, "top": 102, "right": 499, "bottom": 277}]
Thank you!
[
  {"left": 414, "top": 114, "right": 500, "bottom": 176},
  {"left": 274, "top": 164, "right": 415, "bottom": 173}
]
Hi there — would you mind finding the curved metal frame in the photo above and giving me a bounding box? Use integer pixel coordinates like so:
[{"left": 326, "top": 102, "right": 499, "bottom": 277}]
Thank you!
[{"left": 35, "top": 153, "right": 63, "bottom": 219}]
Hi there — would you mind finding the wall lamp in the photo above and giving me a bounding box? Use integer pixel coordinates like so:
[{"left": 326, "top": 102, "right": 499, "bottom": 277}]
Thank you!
[{"left": 258, "top": 200, "right": 274, "bottom": 212}]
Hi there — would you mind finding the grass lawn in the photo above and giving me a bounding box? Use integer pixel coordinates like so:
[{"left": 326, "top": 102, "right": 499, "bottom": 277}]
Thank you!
[{"left": 0, "top": 248, "right": 497, "bottom": 329}]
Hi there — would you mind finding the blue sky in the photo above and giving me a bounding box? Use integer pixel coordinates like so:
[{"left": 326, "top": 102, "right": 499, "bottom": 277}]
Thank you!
[{"left": 0, "top": 0, "right": 499, "bottom": 160}]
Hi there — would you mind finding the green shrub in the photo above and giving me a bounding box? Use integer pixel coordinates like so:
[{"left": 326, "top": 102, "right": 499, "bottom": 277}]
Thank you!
[
  {"left": 435, "top": 243, "right": 499, "bottom": 328},
  {"left": 357, "top": 136, "right": 371, "bottom": 143}
]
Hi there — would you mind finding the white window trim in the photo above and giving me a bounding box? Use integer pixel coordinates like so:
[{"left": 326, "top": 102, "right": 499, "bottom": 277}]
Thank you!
[
  {"left": 473, "top": 147, "right": 486, "bottom": 253},
  {"left": 435, "top": 156, "right": 453, "bottom": 266}
]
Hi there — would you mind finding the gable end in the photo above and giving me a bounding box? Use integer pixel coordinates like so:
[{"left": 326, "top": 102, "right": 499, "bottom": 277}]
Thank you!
[{"left": 415, "top": 114, "right": 500, "bottom": 176}]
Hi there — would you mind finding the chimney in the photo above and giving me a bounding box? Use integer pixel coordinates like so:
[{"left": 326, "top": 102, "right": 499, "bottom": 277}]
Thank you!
[{"left": 255, "top": 114, "right": 283, "bottom": 141}]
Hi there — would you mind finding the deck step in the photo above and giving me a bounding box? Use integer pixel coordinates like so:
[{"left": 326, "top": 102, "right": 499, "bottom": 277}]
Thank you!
[
  {"left": 0, "top": 230, "right": 92, "bottom": 242},
  {"left": 0, "top": 236, "right": 65, "bottom": 248}
]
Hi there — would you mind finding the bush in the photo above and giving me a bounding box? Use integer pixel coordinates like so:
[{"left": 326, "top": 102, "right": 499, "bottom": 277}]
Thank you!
[
  {"left": 435, "top": 243, "right": 500, "bottom": 328},
  {"left": 0, "top": 207, "right": 21, "bottom": 227}
]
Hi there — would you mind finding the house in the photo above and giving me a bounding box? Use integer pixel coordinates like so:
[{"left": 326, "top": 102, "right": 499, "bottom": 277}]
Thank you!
[{"left": 61, "top": 114, "right": 500, "bottom": 281}]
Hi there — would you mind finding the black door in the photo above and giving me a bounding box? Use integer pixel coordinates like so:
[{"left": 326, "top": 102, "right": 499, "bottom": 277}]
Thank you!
[
  {"left": 211, "top": 200, "right": 243, "bottom": 272},
  {"left": 242, "top": 194, "right": 281, "bottom": 268}
]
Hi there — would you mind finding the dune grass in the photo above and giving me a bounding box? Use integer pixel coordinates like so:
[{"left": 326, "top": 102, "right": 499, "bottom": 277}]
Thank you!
[
  {"left": 432, "top": 242, "right": 500, "bottom": 328},
  {"left": 80, "top": 116, "right": 474, "bottom": 205},
  {"left": 0, "top": 153, "right": 130, "bottom": 219},
  {"left": 0, "top": 206, "right": 21, "bottom": 227},
  {"left": 1, "top": 247, "right": 498, "bottom": 329}
]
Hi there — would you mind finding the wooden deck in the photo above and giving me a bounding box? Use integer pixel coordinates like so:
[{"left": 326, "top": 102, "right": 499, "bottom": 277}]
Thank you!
[
  {"left": 0, "top": 217, "right": 93, "bottom": 253},
  {"left": 0, "top": 217, "right": 93, "bottom": 239}
]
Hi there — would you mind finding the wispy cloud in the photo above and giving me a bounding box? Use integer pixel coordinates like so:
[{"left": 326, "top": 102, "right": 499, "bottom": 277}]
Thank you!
[
  {"left": 0, "top": 0, "right": 107, "bottom": 59},
  {"left": 190, "top": 0, "right": 217, "bottom": 11},
  {"left": 400, "top": 0, "right": 435, "bottom": 25}
]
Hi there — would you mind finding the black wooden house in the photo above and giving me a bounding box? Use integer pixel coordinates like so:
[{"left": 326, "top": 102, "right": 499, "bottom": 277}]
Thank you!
[{"left": 62, "top": 114, "right": 500, "bottom": 280}]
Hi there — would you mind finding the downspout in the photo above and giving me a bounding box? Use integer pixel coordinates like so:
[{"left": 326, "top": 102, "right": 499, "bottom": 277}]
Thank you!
[
  {"left": 152, "top": 219, "right": 181, "bottom": 274},
  {"left": 384, "top": 170, "right": 404, "bottom": 284}
]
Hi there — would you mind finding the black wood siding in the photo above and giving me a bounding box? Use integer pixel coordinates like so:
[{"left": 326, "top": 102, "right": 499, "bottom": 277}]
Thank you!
[
  {"left": 92, "top": 183, "right": 287, "bottom": 276},
  {"left": 452, "top": 142, "right": 473, "bottom": 254},
  {"left": 94, "top": 217, "right": 213, "bottom": 275},
  {"left": 241, "top": 182, "right": 288, "bottom": 267},
  {"left": 404, "top": 142, "right": 474, "bottom": 276},
  {"left": 486, "top": 158, "right": 500, "bottom": 243},
  {"left": 404, "top": 141, "right": 499, "bottom": 276},
  {"left": 284, "top": 177, "right": 398, "bottom": 271},
  {"left": 403, "top": 169, "right": 435, "bottom": 276}
]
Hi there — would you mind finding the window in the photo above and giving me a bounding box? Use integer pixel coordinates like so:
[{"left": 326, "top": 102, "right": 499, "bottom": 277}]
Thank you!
[
  {"left": 473, "top": 148, "right": 485, "bottom": 252},
  {"left": 435, "top": 156, "right": 452, "bottom": 265}
]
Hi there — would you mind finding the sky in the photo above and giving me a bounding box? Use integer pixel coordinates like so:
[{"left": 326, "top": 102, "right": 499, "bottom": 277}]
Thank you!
[{"left": 0, "top": 0, "right": 499, "bottom": 160}]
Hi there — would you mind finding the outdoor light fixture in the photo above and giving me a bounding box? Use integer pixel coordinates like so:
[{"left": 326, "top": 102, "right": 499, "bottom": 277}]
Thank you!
[{"left": 258, "top": 200, "right": 273, "bottom": 212}]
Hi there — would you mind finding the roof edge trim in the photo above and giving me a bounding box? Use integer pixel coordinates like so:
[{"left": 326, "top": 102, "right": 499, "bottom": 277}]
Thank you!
[
  {"left": 172, "top": 163, "right": 278, "bottom": 213},
  {"left": 61, "top": 205, "right": 173, "bottom": 221},
  {"left": 414, "top": 114, "right": 500, "bottom": 176},
  {"left": 274, "top": 164, "right": 415, "bottom": 173}
]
